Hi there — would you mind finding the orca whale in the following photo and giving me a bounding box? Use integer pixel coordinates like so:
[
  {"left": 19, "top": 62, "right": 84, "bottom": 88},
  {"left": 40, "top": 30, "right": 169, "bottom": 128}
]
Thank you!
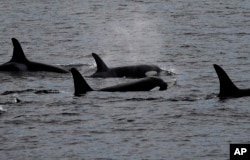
[
  {"left": 214, "top": 64, "right": 250, "bottom": 98},
  {"left": 90, "top": 53, "right": 173, "bottom": 78},
  {"left": 71, "top": 68, "right": 167, "bottom": 95},
  {"left": 0, "top": 38, "right": 68, "bottom": 73}
]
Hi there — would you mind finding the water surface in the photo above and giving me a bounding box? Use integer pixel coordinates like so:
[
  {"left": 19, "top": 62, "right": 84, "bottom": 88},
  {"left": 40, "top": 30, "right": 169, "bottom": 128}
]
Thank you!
[{"left": 0, "top": 0, "right": 250, "bottom": 159}]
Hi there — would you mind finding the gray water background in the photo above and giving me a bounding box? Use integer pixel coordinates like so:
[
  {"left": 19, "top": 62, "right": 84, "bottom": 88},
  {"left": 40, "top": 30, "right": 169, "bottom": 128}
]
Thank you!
[{"left": 0, "top": 0, "right": 250, "bottom": 159}]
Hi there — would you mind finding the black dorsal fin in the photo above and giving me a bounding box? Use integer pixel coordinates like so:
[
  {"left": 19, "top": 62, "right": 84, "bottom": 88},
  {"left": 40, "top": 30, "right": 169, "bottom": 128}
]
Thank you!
[
  {"left": 70, "top": 68, "right": 93, "bottom": 95},
  {"left": 10, "top": 38, "right": 28, "bottom": 62},
  {"left": 213, "top": 64, "right": 239, "bottom": 97},
  {"left": 92, "top": 53, "right": 109, "bottom": 72}
]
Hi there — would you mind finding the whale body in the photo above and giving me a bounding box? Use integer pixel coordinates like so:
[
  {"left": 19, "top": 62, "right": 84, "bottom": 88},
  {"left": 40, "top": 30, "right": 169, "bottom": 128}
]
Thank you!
[
  {"left": 71, "top": 68, "right": 167, "bottom": 96},
  {"left": 90, "top": 53, "right": 173, "bottom": 78},
  {"left": 0, "top": 38, "right": 68, "bottom": 73}
]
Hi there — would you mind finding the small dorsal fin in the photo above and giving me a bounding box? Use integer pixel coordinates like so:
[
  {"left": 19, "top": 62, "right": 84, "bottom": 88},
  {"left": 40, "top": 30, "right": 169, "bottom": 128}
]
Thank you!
[
  {"left": 70, "top": 68, "right": 93, "bottom": 95},
  {"left": 10, "top": 38, "right": 28, "bottom": 62},
  {"left": 92, "top": 53, "right": 109, "bottom": 72},
  {"left": 213, "top": 64, "right": 239, "bottom": 97}
]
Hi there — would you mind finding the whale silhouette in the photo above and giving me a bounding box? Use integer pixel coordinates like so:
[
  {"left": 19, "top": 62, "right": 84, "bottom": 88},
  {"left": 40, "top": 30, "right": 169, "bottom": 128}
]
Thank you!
[
  {"left": 214, "top": 64, "right": 250, "bottom": 98},
  {"left": 90, "top": 53, "right": 173, "bottom": 78},
  {"left": 0, "top": 38, "right": 68, "bottom": 73},
  {"left": 71, "top": 68, "right": 168, "bottom": 95}
]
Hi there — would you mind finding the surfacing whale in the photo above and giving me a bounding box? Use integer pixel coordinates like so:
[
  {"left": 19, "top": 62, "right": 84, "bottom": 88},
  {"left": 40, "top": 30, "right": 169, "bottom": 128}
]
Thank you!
[
  {"left": 71, "top": 68, "right": 167, "bottom": 95},
  {"left": 90, "top": 53, "right": 173, "bottom": 78},
  {"left": 0, "top": 38, "right": 68, "bottom": 73},
  {"left": 214, "top": 64, "right": 250, "bottom": 98}
]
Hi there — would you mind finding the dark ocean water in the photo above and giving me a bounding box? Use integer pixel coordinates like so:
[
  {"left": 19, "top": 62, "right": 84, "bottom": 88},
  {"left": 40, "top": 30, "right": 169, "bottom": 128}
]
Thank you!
[{"left": 0, "top": 0, "right": 250, "bottom": 159}]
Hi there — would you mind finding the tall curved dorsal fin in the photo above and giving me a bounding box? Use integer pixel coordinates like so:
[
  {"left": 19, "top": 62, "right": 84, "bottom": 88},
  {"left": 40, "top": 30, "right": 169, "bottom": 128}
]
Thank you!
[
  {"left": 10, "top": 38, "right": 28, "bottom": 62},
  {"left": 70, "top": 68, "right": 93, "bottom": 95},
  {"left": 213, "top": 64, "right": 239, "bottom": 97},
  {"left": 92, "top": 53, "right": 109, "bottom": 72}
]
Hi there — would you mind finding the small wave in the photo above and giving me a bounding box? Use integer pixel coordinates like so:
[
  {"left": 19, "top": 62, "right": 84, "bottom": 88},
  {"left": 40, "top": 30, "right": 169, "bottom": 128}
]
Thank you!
[
  {"left": 34, "top": 90, "right": 60, "bottom": 94},
  {"left": 167, "top": 97, "right": 199, "bottom": 102},
  {"left": 59, "top": 62, "right": 91, "bottom": 68},
  {"left": 0, "top": 105, "right": 7, "bottom": 114},
  {"left": 167, "top": 94, "right": 217, "bottom": 102},
  {"left": 61, "top": 112, "right": 80, "bottom": 116},
  {"left": 125, "top": 97, "right": 164, "bottom": 101},
  {"left": 1, "top": 89, "right": 35, "bottom": 95},
  {"left": 1, "top": 89, "right": 60, "bottom": 95}
]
